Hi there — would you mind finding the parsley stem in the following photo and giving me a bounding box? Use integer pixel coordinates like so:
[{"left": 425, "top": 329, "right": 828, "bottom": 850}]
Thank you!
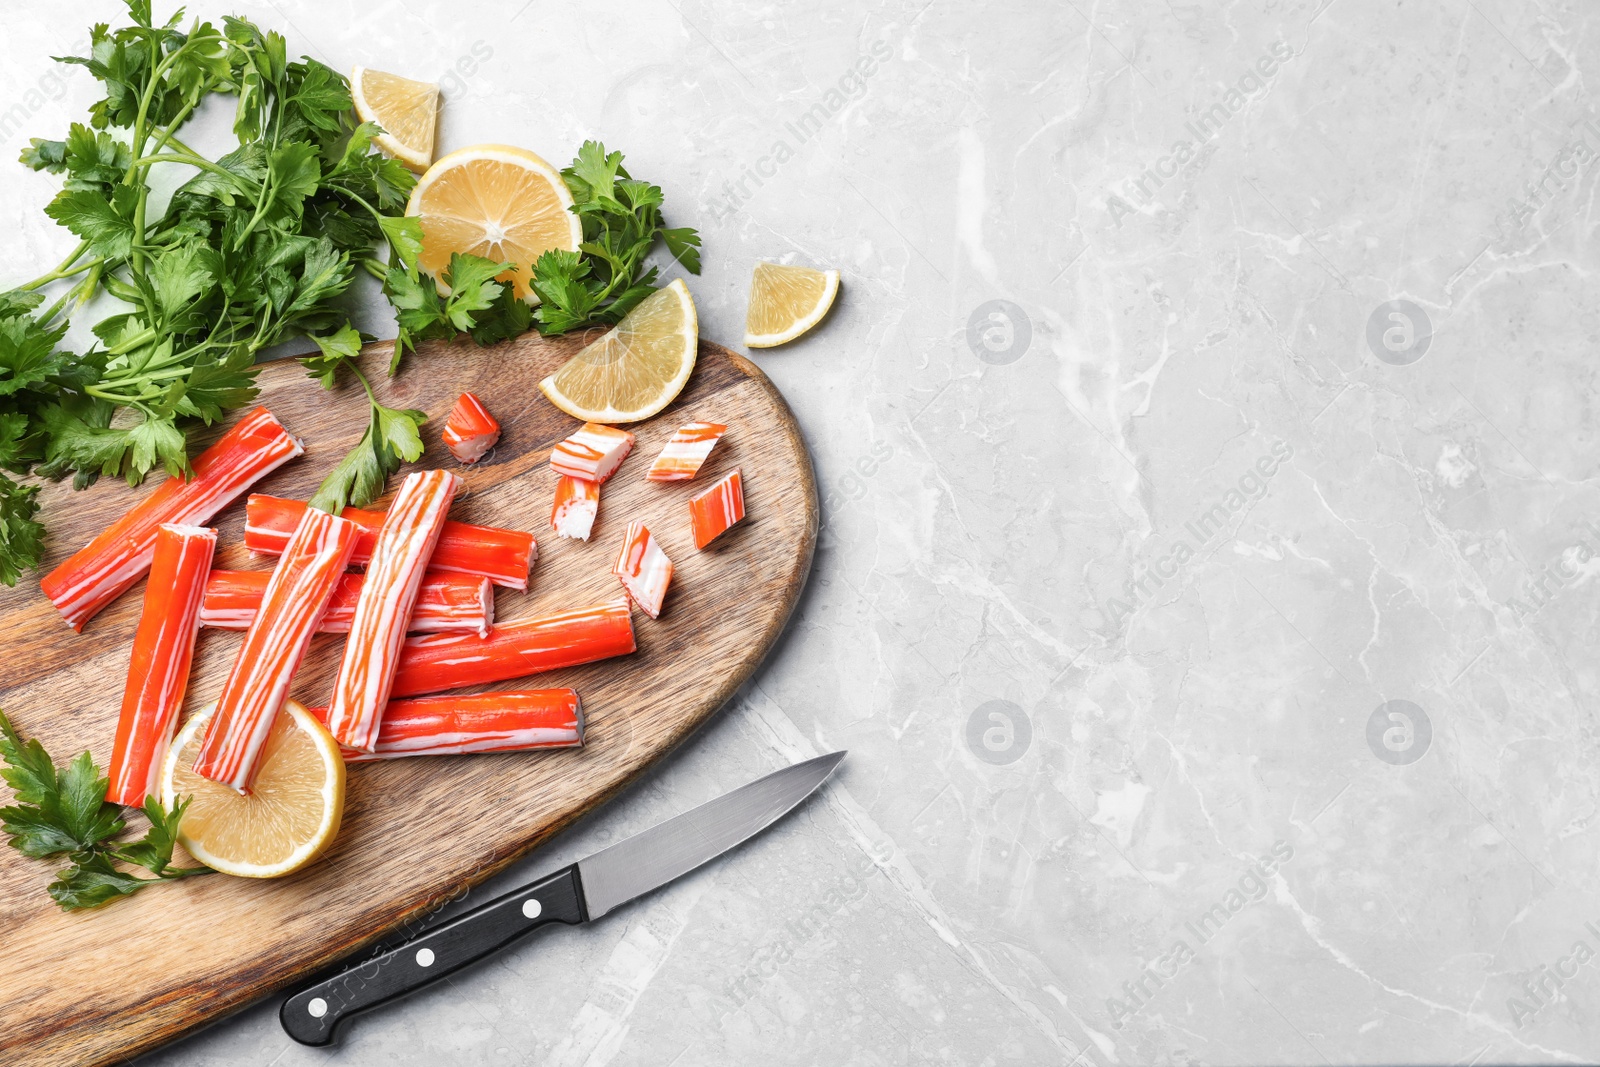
[
  {"left": 233, "top": 165, "right": 277, "bottom": 247},
  {"left": 39, "top": 287, "right": 76, "bottom": 326},
  {"left": 105, "top": 326, "right": 158, "bottom": 356},
  {"left": 18, "top": 251, "right": 101, "bottom": 291},
  {"left": 145, "top": 100, "right": 197, "bottom": 159},
  {"left": 133, "top": 153, "right": 257, "bottom": 193},
  {"left": 359, "top": 256, "right": 388, "bottom": 281}
]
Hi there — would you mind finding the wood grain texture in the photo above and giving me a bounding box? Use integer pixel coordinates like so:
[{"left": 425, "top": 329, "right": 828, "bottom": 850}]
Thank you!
[{"left": 0, "top": 331, "right": 817, "bottom": 1067}]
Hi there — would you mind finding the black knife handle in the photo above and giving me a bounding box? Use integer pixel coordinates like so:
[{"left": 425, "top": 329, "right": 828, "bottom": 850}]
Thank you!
[{"left": 281, "top": 864, "right": 586, "bottom": 1046}]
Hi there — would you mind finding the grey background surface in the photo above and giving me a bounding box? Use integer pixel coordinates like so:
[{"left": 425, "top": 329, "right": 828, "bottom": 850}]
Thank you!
[{"left": 4, "top": 0, "right": 1599, "bottom": 1063}]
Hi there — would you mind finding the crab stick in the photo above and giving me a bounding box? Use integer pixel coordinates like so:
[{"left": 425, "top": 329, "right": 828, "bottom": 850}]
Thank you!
[
  {"left": 613, "top": 521, "right": 672, "bottom": 619},
  {"left": 390, "top": 599, "right": 636, "bottom": 698},
  {"left": 245, "top": 494, "right": 535, "bottom": 590},
  {"left": 690, "top": 468, "right": 745, "bottom": 549},
  {"left": 41, "top": 407, "right": 303, "bottom": 630},
  {"left": 326, "top": 470, "right": 462, "bottom": 752},
  {"left": 443, "top": 392, "right": 500, "bottom": 464},
  {"left": 308, "top": 690, "right": 583, "bottom": 761},
  {"left": 549, "top": 423, "right": 634, "bottom": 483},
  {"left": 192, "top": 507, "right": 361, "bottom": 792},
  {"left": 200, "top": 569, "right": 493, "bottom": 636},
  {"left": 551, "top": 475, "right": 599, "bottom": 541},
  {"left": 645, "top": 422, "right": 726, "bottom": 481},
  {"left": 105, "top": 524, "right": 217, "bottom": 807}
]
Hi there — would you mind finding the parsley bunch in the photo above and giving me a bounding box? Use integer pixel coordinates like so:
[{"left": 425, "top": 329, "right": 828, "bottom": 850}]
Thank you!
[
  {"left": 531, "top": 141, "right": 701, "bottom": 334},
  {"left": 0, "top": 1, "right": 431, "bottom": 574},
  {"left": 1, "top": 4, "right": 705, "bottom": 588},
  {"left": 0, "top": 710, "right": 210, "bottom": 910}
]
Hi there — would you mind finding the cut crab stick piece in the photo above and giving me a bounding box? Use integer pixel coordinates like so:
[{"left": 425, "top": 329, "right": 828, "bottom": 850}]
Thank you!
[
  {"left": 41, "top": 407, "right": 303, "bottom": 631},
  {"left": 646, "top": 421, "right": 727, "bottom": 481},
  {"left": 308, "top": 690, "right": 582, "bottom": 761},
  {"left": 550, "top": 475, "right": 599, "bottom": 541},
  {"left": 201, "top": 569, "right": 492, "bottom": 636},
  {"left": 549, "top": 422, "right": 635, "bottom": 483},
  {"left": 613, "top": 521, "right": 673, "bottom": 619},
  {"left": 442, "top": 392, "right": 500, "bottom": 464},
  {"left": 105, "top": 524, "right": 217, "bottom": 807},
  {"left": 246, "top": 494, "right": 535, "bottom": 590},
  {"left": 192, "top": 507, "right": 361, "bottom": 792},
  {"left": 326, "top": 470, "right": 462, "bottom": 752},
  {"left": 690, "top": 468, "right": 745, "bottom": 549},
  {"left": 390, "top": 599, "right": 636, "bottom": 698}
]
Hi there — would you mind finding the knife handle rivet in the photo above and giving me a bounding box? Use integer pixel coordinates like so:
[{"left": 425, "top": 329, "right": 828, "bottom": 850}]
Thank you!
[
  {"left": 307, "top": 998, "right": 328, "bottom": 1019},
  {"left": 522, "top": 898, "right": 542, "bottom": 919},
  {"left": 415, "top": 948, "right": 436, "bottom": 968}
]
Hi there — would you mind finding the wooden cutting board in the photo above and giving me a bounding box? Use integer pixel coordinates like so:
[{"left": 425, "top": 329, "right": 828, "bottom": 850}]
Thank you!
[{"left": 0, "top": 331, "right": 817, "bottom": 1067}]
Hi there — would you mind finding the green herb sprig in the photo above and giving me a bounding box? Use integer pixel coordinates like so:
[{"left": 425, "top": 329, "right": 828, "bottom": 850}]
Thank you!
[
  {"left": 0, "top": 710, "right": 210, "bottom": 910},
  {"left": 530, "top": 140, "right": 701, "bottom": 335}
]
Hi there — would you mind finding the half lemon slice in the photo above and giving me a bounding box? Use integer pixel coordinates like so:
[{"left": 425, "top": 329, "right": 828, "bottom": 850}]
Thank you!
[
  {"left": 161, "top": 701, "right": 346, "bottom": 879},
  {"left": 406, "top": 144, "right": 582, "bottom": 302},
  {"left": 539, "top": 279, "right": 699, "bottom": 423},
  {"left": 351, "top": 66, "right": 439, "bottom": 173},
  {"left": 744, "top": 261, "right": 840, "bottom": 347}
]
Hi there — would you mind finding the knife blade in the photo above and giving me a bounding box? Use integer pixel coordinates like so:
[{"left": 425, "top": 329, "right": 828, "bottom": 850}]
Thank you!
[{"left": 281, "top": 750, "right": 846, "bottom": 1045}]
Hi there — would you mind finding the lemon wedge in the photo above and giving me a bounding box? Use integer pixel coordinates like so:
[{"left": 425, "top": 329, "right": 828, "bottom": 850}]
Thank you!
[
  {"left": 351, "top": 66, "right": 439, "bottom": 173},
  {"left": 744, "top": 261, "right": 840, "bottom": 347},
  {"left": 539, "top": 279, "right": 699, "bottom": 423}
]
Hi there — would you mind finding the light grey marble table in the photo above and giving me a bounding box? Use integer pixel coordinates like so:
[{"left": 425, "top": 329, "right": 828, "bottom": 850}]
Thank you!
[{"left": 4, "top": 0, "right": 1598, "bottom": 1062}]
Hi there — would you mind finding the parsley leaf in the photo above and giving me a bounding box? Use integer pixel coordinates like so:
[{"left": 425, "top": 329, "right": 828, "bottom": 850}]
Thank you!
[
  {"left": 531, "top": 141, "right": 701, "bottom": 335},
  {"left": 0, "top": 479, "right": 44, "bottom": 586},
  {"left": 0, "top": 710, "right": 211, "bottom": 910},
  {"left": 303, "top": 356, "right": 426, "bottom": 515},
  {"left": 44, "top": 186, "right": 139, "bottom": 260}
]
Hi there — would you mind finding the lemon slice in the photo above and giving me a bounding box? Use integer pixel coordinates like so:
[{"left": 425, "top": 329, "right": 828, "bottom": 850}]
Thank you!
[
  {"left": 744, "top": 262, "right": 840, "bottom": 347},
  {"left": 539, "top": 279, "right": 699, "bottom": 423},
  {"left": 160, "top": 701, "right": 346, "bottom": 879},
  {"left": 406, "top": 144, "right": 581, "bottom": 302},
  {"left": 350, "top": 66, "right": 439, "bottom": 173}
]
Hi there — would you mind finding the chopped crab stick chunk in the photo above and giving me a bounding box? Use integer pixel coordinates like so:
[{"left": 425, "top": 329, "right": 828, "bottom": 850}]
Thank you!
[
  {"left": 391, "top": 599, "right": 636, "bottom": 698},
  {"left": 690, "top": 468, "right": 745, "bottom": 549},
  {"left": 41, "top": 407, "right": 303, "bottom": 631},
  {"left": 646, "top": 421, "right": 727, "bottom": 481},
  {"left": 308, "top": 690, "right": 583, "bottom": 761},
  {"left": 326, "top": 470, "right": 462, "bottom": 752},
  {"left": 246, "top": 494, "right": 535, "bottom": 590},
  {"left": 200, "top": 569, "right": 493, "bottom": 636},
  {"left": 613, "top": 521, "right": 673, "bottom": 619},
  {"left": 549, "top": 422, "right": 635, "bottom": 483},
  {"left": 106, "top": 524, "right": 217, "bottom": 807},
  {"left": 550, "top": 475, "right": 600, "bottom": 540},
  {"left": 442, "top": 392, "right": 501, "bottom": 464},
  {"left": 192, "top": 508, "right": 361, "bottom": 793}
]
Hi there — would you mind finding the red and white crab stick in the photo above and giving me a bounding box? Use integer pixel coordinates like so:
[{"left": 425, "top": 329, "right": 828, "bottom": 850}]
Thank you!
[
  {"left": 390, "top": 599, "right": 636, "bottom": 698},
  {"left": 690, "top": 468, "right": 745, "bottom": 549},
  {"left": 245, "top": 494, "right": 535, "bottom": 590},
  {"left": 105, "top": 524, "right": 217, "bottom": 807},
  {"left": 41, "top": 407, "right": 302, "bottom": 630},
  {"left": 614, "top": 521, "right": 673, "bottom": 619},
  {"left": 308, "top": 690, "right": 582, "bottom": 761},
  {"left": 200, "top": 569, "right": 493, "bottom": 636},
  {"left": 442, "top": 392, "right": 501, "bottom": 464},
  {"left": 645, "top": 422, "right": 726, "bottom": 481},
  {"left": 192, "top": 507, "right": 361, "bottom": 793},
  {"left": 550, "top": 475, "right": 599, "bottom": 540},
  {"left": 326, "top": 470, "right": 462, "bottom": 752},
  {"left": 549, "top": 423, "right": 634, "bottom": 482}
]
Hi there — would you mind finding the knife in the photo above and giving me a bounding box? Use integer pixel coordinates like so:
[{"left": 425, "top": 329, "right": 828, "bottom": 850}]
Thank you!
[{"left": 281, "top": 750, "right": 846, "bottom": 1045}]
